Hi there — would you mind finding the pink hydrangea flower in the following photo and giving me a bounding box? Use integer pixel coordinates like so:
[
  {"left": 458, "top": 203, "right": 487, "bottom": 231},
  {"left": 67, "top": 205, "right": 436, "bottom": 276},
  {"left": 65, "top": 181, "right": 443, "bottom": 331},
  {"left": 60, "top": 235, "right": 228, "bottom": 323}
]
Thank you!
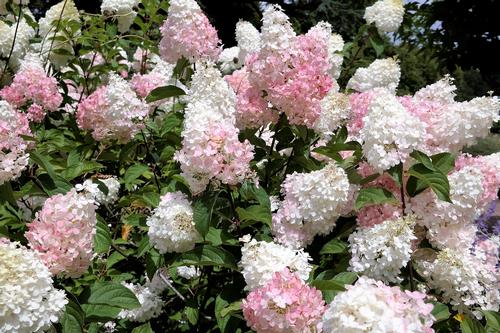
[
  {"left": 225, "top": 68, "right": 278, "bottom": 129},
  {"left": 0, "top": 59, "right": 62, "bottom": 122},
  {"left": 347, "top": 90, "right": 376, "bottom": 137},
  {"left": 247, "top": 22, "right": 333, "bottom": 127},
  {"left": 0, "top": 101, "right": 33, "bottom": 185},
  {"left": 130, "top": 73, "right": 165, "bottom": 99},
  {"left": 159, "top": 0, "right": 221, "bottom": 63},
  {"left": 174, "top": 121, "right": 255, "bottom": 194},
  {"left": 76, "top": 73, "right": 150, "bottom": 143},
  {"left": 25, "top": 189, "right": 97, "bottom": 278},
  {"left": 242, "top": 269, "right": 326, "bottom": 333}
]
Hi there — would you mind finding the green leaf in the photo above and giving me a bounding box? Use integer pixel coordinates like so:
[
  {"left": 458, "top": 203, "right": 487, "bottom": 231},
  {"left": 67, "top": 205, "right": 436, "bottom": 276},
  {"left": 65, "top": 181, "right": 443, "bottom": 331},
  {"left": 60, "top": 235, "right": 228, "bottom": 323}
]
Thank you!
[
  {"left": 131, "top": 322, "right": 154, "bottom": 333},
  {"left": 387, "top": 164, "right": 403, "bottom": 187},
  {"left": 146, "top": 85, "right": 186, "bottom": 103},
  {"left": 237, "top": 204, "right": 272, "bottom": 227},
  {"left": 311, "top": 279, "right": 347, "bottom": 291},
  {"left": 215, "top": 287, "right": 244, "bottom": 333},
  {"left": 220, "top": 301, "right": 242, "bottom": 318},
  {"left": 0, "top": 183, "right": 16, "bottom": 206},
  {"left": 237, "top": 183, "right": 272, "bottom": 227},
  {"left": 88, "top": 282, "right": 140, "bottom": 309},
  {"left": 369, "top": 37, "right": 384, "bottom": 56},
  {"left": 94, "top": 220, "right": 111, "bottom": 253},
  {"left": 431, "top": 302, "right": 451, "bottom": 322},
  {"left": 460, "top": 316, "right": 487, "bottom": 333},
  {"left": 124, "top": 164, "right": 150, "bottom": 190},
  {"left": 331, "top": 272, "right": 358, "bottom": 285},
  {"left": 185, "top": 306, "right": 199, "bottom": 325},
  {"left": 30, "top": 151, "right": 57, "bottom": 179},
  {"left": 176, "top": 245, "right": 237, "bottom": 270},
  {"left": 81, "top": 304, "right": 122, "bottom": 322},
  {"left": 30, "top": 151, "right": 72, "bottom": 193},
  {"left": 320, "top": 239, "right": 348, "bottom": 254},
  {"left": 106, "top": 251, "right": 126, "bottom": 270},
  {"left": 410, "top": 150, "right": 435, "bottom": 170},
  {"left": 355, "top": 188, "right": 399, "bottom": 210},
  {"left": 313, "top": 142, "right": 362, "bottom": 161},
  {"left": 431, "top": 152, "right": 456, "bottom": 175},
  {"left": 239, "top": 182, "right": 271, "bottom": 208},
  {"left": 205, "top": 227, "right": 238, "bottom": 246},
  {"left": 142, "top": 192, "right": 160, "bottom": 207},
  {"left": 61, "top": 300, "right": 84, "bottom": 333},
  {"left": 483, "top": 311, "right": 500, "bottom": 332},
  {"left": 406, "top": 164, "right": 451, "bottom": 202},
  {"left": 193, "top": 199, "right": 210, "bottom": 237}
]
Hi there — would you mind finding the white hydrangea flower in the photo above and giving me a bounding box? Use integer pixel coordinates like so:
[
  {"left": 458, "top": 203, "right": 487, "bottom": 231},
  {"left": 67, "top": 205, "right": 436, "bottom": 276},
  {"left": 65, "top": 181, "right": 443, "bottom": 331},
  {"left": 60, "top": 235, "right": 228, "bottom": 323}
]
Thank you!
[
  {"left": 0, "top": 240, "right": 68, "bottom": 333},
  {"left": 360, "top": 90, "right": 426, "bottom": 171},
  {"left": 235, "top": 20, "right": 261, "bottom": 61},
  {"left": 101, "top": 0, "right": 140, "bottom": 33},
  {"left": 260, "top": 5, "right": 296, "bottom": 52},
  {"left": 454, "top": 96, "right": 500, "bottom": 147},
  {"left": 364, "top": 0, "right": 405, "bottom": 33},
  {"left": 426, "top": 222, "right": 477, "bottom": 251},
  {"left": 184, "top": 62, "right": 237, "bottom": 129},
  {"left": 410, "top": 166, "right": 484, "bottom": 228},
  {"left": 328, "top": 33, "right": 344, "bottom": 79},
  {"left": 118, "top": 282, "right": 163, "bottom": 322},
  {"left": 418, "top": 248, "right": 499, "bottom": 317},
  {"left": 314, "top": 90, "right": 351, "bottom": 137},
  {"left": 347, "top": 58, "right": 401, "bottom": 93},
  {"left": 0, "top": 16, "right": 35, "bottom": 69},
  {"left": 239, "top": 237, "right": 312, "bottom": 290},
  {"left": 218, "top": 46, "right": 242, "bottom": 73},
  {"left": 0, "top": 0, "right": 29, "bottom": 15},
  {"left": 282, "top": 162, "right": 350, "bottom": 224},
  {"left": 176, "top": 266, "right": 201, "bottom": 280},
  {"left": 322, "top": 276, "right": 435, "bottom": 333},
  {"left": 348, "top": 216, "right": 417, "bottom": 283},
  {"left": 38, "top": 0, "right": 79, "bottom": 67},
  {"left": 149, "top": 54, "right": 175, "bottom": 79},
  {"left": 75, "top": 177, "right": 121, "bottom": 205},
  {"left": 147, "top": 191, "right": 200, "bottom": 253},
  {"left": 414, "top": 74, "right": 457, "bottom": 104},
  {"left": 272, "top": 163, "right": 351, "bottom": 247}
]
